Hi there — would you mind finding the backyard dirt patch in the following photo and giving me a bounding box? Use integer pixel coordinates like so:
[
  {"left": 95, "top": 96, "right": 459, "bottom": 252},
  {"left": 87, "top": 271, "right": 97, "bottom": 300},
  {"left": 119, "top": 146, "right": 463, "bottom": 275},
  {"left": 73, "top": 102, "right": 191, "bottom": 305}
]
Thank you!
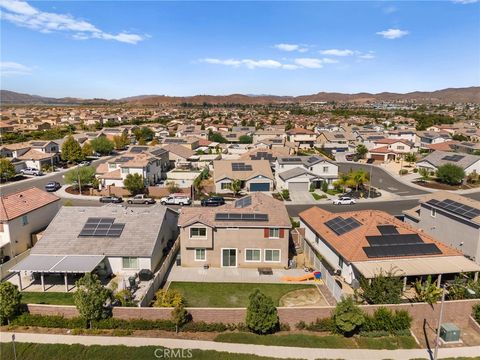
[
  {"left": 279, "top": 287, "right": 328, "bottom": 307},
  {"left": 412, "top": 181, "right": 479, "bottom": 191}
]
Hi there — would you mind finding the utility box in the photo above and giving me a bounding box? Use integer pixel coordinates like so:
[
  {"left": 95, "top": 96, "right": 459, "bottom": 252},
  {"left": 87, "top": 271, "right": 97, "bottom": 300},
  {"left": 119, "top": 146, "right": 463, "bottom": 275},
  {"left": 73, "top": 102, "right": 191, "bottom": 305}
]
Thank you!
[{"left": 440, "top": 323, "right": 461, "bottom": 342}]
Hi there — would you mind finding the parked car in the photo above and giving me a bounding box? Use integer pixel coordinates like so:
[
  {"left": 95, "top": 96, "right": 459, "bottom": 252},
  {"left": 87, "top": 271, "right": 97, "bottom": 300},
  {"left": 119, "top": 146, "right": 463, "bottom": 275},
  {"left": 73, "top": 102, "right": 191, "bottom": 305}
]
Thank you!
[
  {"left": 127, "top": 194, "right": 156, "bottom": 205},
  {"left": 201, "top": 196, "right": 225, "bottom": 207},
  {"left": 79, "top": 161, "right": 91, "bottom": 167},
  {"left": 345, "top": 154, "right": 355, "bottom": 161},
  {"left": 45, "top": 181, "right": 61, "bottom": 192},
  {"left": 160, "top": 194, "right": 191, "bottom": 206},
  {"left": 99, "top": 195, "right": 123, "bottom": 203},
  {"left": 366, "top": 158, "right": 375, "bottom": 164},
  {"left": 20, "top": 167, "right": 43, "bottom": 176},
  {"left": 333, "top": 196, "right": 356, "bottom": 205}
]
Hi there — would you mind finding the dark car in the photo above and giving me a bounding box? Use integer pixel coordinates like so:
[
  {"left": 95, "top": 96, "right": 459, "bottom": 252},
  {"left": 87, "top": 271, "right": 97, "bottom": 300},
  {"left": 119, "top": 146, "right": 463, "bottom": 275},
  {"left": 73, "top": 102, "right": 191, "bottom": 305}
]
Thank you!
[
  {"left": 99, "top": 196, "right": 123, "bottom": 203},
  {"left": 201, "top": 196, "right": 225, "bottom": 207},
  {"left": 366, "top": 158, "right": 375, "bottom": 164},
  {"left": 45, "top": 181, "right": 61, "bottom": 192}
]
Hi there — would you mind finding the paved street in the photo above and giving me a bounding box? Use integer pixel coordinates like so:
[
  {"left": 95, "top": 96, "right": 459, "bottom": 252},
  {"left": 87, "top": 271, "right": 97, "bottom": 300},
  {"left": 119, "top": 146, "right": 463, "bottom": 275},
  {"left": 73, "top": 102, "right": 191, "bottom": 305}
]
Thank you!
[{"left": 338, "top": 162, "right": 428, "bottom": 196}]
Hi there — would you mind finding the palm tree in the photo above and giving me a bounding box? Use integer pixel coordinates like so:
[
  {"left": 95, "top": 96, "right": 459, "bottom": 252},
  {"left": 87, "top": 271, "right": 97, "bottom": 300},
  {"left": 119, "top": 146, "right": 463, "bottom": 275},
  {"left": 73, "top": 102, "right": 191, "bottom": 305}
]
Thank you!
[
  {"left": 334, "top": 172, "right": 352, "bottom": 194},
  {"left": 349, "top": 170, "right": 370, "bottom": 191},
  {"left": 418, "top": 167, "right": 430, "bottom": 183}
]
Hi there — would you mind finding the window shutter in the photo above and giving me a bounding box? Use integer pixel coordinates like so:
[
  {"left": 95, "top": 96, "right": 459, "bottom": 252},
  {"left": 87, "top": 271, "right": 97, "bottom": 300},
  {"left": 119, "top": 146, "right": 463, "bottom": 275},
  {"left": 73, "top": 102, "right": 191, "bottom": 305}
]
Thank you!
[
  {"left": 279, "top": 228, "right": 285, "bottom": 238},
  {"left": 264, "top": 228, "right": 269, "bottom": 238}
]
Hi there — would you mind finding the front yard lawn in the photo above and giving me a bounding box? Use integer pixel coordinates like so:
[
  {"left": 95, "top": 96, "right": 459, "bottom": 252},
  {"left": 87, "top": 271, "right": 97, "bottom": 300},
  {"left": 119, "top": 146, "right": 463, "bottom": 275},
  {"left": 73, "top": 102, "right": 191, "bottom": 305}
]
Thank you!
[
  {"left": 311, "top": 193, "right": 327, "bottom": 200},
  {"left": 215, "top": 332, "right": 419, "bottom": 350},
  {"left": 168, "top": 282, "right": 313, "bottom": 307},
  {"left": 21, "top": 291, "right": 75, "bottom": 305}
]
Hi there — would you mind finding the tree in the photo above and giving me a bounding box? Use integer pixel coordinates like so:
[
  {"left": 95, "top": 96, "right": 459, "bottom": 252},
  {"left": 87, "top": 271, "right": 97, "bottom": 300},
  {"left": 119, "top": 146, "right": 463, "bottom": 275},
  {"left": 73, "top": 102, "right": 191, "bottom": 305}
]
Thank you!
[
  {"left": 414, "top": 275, "right": 442, "bottom": 305},
  {"left": 404, "top": 153, "right": 417, "bottom": 165},
  {"left": 134, "top": 127, "right": 155, "bottom": 142},
  {"left": 285, "top": 120, "right": 293, "bottom": 131},
  {"left": 359, "top": 271, "right": 404, "bottom": 304},
  {"left": 123, "top": 173, "right": 145, "bottom": 195},
  {"left": 61, "top": 135, "right": 84, "bottom": 163},
  {"left": 418, "top": 167, "right": 431, "bottom": 182},
  {"left": 112, "top": 133, "right": 129, "bottom": 150},
  {"left": 436, "top": 164, "right": 465, "bottom": 185},
  {"left": 73, "top": 273, "right": 112, "bottom": 328},
  {"left": 64, "top": 166, "right": 96, "bottom": 190},
  {"left": 239, "top": 135, "right": 253, "bottom": 144},
  {"left": 153, "top": 289, "right": 185, "bottom": 308},
  {"left": 246, "top": 289, "right": 279, "bottom": 334},
  {"left": 228, "top": 179, "right": 242, "bottom": 197},
  {"left": 172, "top": 305, "right": 190, "bottom": 333},
  {"left": 0, "top": 282, "right": 22, "bottom": 324},
  {"left": 90, "top": 137, "right": 114, "bottom": 155},
  {"left": 349, "top": 170, "right": 369, "bottom": 191},
  {"left": 208, "top": 131, "right": 228, "bottom": 143},
  {"left": 332, "top": 297, "right": 365, "bottom": 335},
  {"left": 334, "top": 173, "right": 352, "bottom": 193},
  {"left": 82, "top": 142, "right": 94, "bottom": 158},
  {"left": 356, "top": 144, "right": 368, "bottom": 159},
  {"left": 0, "top": 158, "right": 16, "bottom": 180}
]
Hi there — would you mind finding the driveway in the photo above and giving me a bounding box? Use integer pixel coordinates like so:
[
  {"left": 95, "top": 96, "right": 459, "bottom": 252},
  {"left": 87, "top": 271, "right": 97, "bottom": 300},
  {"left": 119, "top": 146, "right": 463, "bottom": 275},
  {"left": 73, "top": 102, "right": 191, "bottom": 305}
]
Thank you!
[
  {"left": 289, "top": 191, "right": 316, "bottom": 203},
  {"left": 338, "top": 162, "right": 428, "bottom": 196}
]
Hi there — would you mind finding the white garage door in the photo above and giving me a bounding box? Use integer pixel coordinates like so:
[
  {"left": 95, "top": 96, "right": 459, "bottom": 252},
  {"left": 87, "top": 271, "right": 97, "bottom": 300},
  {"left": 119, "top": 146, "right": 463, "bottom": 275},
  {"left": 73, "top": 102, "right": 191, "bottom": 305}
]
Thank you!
[{"left": 288, "top": 182, "right": 309, "bottom": 192}]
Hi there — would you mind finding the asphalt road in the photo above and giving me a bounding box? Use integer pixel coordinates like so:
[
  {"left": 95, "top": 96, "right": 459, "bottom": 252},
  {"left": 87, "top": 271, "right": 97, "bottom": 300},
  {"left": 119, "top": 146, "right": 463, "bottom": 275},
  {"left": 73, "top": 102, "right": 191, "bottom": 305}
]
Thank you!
[
  {"left": 0, "top": 157, "right": 109, "bottom": 196},
  {"left": 338, "top": 162, "right": 428, "bottom": 196}
]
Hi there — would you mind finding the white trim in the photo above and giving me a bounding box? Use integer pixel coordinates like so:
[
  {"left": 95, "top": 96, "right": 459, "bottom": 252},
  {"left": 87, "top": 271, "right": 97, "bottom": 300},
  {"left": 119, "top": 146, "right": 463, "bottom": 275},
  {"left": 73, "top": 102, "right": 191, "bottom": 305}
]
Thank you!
[
  {"left": 194, "top": 248, "right": 206, "bottom": 262},
  {"left": 221, "top": 248, "right": 238, "bottom": 268},
  {"left": 189, "top": 227, "right": 207, "bottom": 239},
  {"left": 269, "top": 228, "right": 280, "bottom": 239},
  {"left": 244, "top": 248, "right": 262, "bottom": 262},
  {"left": 264, "top": 249, "right": 281, "bottom": 263}
]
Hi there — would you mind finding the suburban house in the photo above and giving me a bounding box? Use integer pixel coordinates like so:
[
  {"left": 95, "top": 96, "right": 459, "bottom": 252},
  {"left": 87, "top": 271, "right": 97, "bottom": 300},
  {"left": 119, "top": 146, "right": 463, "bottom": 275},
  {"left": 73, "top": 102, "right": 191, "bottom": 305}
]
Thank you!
[
  {"left": 0, "top": 140, "right": 60, "bottom": 170},
  {"left": 11, "top": 204, "right": 179, "bottom": 290},
  {"left": 416, "top": 150, "right": 480, "bottom": 176},
  {"left": 161, "top": 144, "right": 195, "bottom": 168},
  {"left": 176, "top": 125, "right": 208, "bottom": 139},
  {"left": 418, "top": 132, "right": 451, "bottom": 149},
  {"left": 0, "top": 187, "right": 61, "bottom": 260},
  {"left": 274, "top": 155, "right": 338, "bottom": 192},
  {"left": 298, "top": 207, "right": 480, "bottom": 288},
  {"left": 368, "top": 139, "right": 416, "bottom": 162},
  {"left": 316, "top": 131, "right": 356, "bottom": 153},
  {"left": 385, "top": 130, "right": 417, "bottom": 143},
  {"left": 403, "top": 191, "right": 480, "bottom": 264},
  {"left": 161, "top": 137, "right": 199, "bottom": 150},
  {"left": 213, "top": 159, "right": 274, "bottom": 193},
  {"left": 252, "top": 129, "right": 287, "bottom": 144},
  {"left": 96, "top": 147, "right": 169, "bottom": 188},
  {"left": 178, "top": 193, "right": 291, "bottom": 268},
  {"left": 287, "top": 127, "right": 317, "bottom": 148}
]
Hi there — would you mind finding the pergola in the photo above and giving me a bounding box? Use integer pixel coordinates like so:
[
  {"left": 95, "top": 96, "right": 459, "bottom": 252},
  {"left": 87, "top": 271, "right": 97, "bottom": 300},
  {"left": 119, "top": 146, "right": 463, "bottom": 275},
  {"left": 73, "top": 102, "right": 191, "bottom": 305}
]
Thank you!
[{"left": 10, "top": 254, "right": 105, "bottom": 292}]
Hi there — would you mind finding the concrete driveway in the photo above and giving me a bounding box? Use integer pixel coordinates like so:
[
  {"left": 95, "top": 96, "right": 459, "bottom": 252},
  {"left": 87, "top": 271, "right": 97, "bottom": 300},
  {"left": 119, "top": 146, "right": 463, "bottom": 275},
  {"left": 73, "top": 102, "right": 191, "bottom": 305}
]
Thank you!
[{"left": 289, "top": 191, "right": 316, "bottom": 203}]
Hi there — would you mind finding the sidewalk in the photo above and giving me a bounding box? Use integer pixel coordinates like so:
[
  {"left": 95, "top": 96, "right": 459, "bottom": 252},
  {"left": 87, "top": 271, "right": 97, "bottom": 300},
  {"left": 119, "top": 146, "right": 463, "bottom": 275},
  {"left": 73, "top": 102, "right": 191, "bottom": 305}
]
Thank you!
[
  {"left": 56, "top": 185, "right": 102, "bottom": 200},
  {"left": 1, "top": 331, "right": 479, "bottom": 360}
]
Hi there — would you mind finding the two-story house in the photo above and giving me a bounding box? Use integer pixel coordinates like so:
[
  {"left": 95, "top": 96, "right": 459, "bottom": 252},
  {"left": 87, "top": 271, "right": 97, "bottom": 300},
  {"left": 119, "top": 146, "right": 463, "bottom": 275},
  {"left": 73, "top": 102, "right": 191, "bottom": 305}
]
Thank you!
[
  {"left": 368, "top": 139, "right": 416, "bottom": 162},
  {"left": 178, "top": 193, "right": 291, "bottom": 268},
  {"left": 287, "top": 127, "right": 317, "bottom": 149},
  {"left": 0, "top": 187, "right": 60, "bottom": 261},
  {"left": 403, "top": 191, "right": 480, "bottom": 264},
  {"left": 316, "top": 131, "right": 356, "bottom": 153},
  {"left": 274, "top": 155, "right": 338, "bottom": 192},
  {"left": 0, "top": 140, "right": 60, "bottom": 170}
]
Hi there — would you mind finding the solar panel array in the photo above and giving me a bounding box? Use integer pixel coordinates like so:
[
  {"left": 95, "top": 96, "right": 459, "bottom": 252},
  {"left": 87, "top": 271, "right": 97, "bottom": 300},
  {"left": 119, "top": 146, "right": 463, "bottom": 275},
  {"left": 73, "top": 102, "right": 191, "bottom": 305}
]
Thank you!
[
  {"left": 215, "top": 213, "right": 268, "bottom": 221},
  {"left": 366, "top": 233, "right": 423, "bottom": 247},
  {"left": 235, "top": 196, "right": 252, "bottom": 208},
  {"left": 164, "top": 138, "right": 186, "bottom": 143},
  {"left": 129, "top": 146, "right": 148, "bottom": 153},
  {"left": 226, "top": 134, "right": 237, "bottom": 138},
  {"left": 250, "top": 152, "right": 275, "bottom": 161},
  {"left": 115, "top": 156, "right": 134, "bottom": 163},
  {"left": 306, "top": 156, "right": 319, "bottom": 164},
  {"left": 377, "top": 225, "right": 399, "bottom": 235},
  {"left": 325, "top": 217, "right": 362, "bottom": 236},
  {"left": 282, "top": 157, "right": 302, "bottom": 163},
  {"left": 231, "top": 162, "right": 253, "bottom": 171},
  {"left": 363, "top": 243, "right": 442, "bottom": 258},
  {"left": 79, "top": 218, "right": 125, "bottom": 237},
  {"left": 441, "top": 154, "right": 464, "bottom": 162},
  {"left": 427, "top": 198, "right": 480, "bottom": 220}
]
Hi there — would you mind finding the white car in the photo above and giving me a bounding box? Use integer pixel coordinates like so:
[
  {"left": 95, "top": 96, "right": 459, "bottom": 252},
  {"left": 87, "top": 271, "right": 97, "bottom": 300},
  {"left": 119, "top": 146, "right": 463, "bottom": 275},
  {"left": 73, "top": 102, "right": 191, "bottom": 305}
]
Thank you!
[
  {"left": 160, "top": 194, "right": 191, "bottom": 206},
  {"left": 333, "top": 196, "right": 356, "bottom": 205},
  {"left": 20, "top": 167, "right": 43, "bottom": 176}
]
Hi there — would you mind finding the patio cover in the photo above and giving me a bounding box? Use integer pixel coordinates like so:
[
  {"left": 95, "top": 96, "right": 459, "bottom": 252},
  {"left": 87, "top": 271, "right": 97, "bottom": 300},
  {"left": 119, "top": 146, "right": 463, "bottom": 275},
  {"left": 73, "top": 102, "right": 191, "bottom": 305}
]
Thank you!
[
  {"left": 10, "top": 255, "right": 105, "bottom": 273},
  {"left": 352, "top": 256, "right": 480, "bottom": 279}
]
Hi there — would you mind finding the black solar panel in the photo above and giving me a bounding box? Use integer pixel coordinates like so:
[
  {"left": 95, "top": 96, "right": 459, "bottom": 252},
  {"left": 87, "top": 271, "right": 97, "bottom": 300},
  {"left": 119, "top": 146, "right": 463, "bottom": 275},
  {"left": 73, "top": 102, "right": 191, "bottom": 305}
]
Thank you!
[
  {"left": 115, "top": 156, "right": 134, "bottom": 163},
  {"left": 235, "top": 196, "right": 252, "bottom": 208},
  {"left": 79, "top": 218, "right": 125, "bottom": 237},
  {"left": 426, "top": 199, "right": 480, "bottom": 220},
  {"left": 366, "top": 233, "right": 423, "bottom": 247},
  {"left": 129, "top": 146, "right": 148, "bottom": 153},
  {"left": 325, "top": 217, "right": 362, "bottom": 236},
  {"left": 377, "top": 225, "right": 399, "bottom": 235},
  {"left": 282, "top": 158, "right": 301, "bottom": 163},
  {"left": 363, "top": 243, "right": 442, "bottom": 258},
  {"left": 231, "top": 163, "right": 253, "bottom": 171},
  {"left": 214, "top": 213, "right": 268, "bottom": 221},
  {"left": 441, "top": 154, "right": 464, "bottom": 162}
]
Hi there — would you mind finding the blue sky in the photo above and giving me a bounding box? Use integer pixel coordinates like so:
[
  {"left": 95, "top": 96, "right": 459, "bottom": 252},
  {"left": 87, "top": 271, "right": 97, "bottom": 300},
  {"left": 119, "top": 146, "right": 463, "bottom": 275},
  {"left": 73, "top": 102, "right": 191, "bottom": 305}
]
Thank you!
[{"left": 1, "top": 0, "right": 479, "bottom": 98}]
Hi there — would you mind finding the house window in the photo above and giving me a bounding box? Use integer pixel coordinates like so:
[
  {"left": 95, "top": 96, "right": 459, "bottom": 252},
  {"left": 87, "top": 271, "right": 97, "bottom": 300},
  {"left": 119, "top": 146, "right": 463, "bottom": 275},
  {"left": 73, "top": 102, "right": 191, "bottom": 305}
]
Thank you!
[
  {"left": 323, "top": 166, "right": 329, "bottom": 173},
  {"left": 245, "top": 249, "right": 261, "bottom": 262},
  {"left": 338, "top": 257, "right": 344, "bottom": 268},
  {"left": 21, "top": 215, "right": 28, "bottom": 226},
  {"left": 431, "top": 208, "right": 436, "bottom": 217},
  {"left": 109, "top": 164, "right": 116, "bottom": 169},
  {"left": 397, "top": 146, "right": 405, "bottom": 150},
  {"left": 121, "top": 168, "right": 129, "bottom": 174},
  {"left": 269, "top": 228, "right": 280, "bottom": 238},
  {"left": 194, "top": 249, "right": 206, "bottom": 261},
  {"left": 190, "top": 227, "right": 207, "bottom": 238},
  {"left": 265, "top": 249, "right": 280, "bottom": 262},
  {"left": 122, "top": 257, "right": 139, "bottom": 269},
  {"left": 221, "top": 182, "right": 230, "bottom": 190}
]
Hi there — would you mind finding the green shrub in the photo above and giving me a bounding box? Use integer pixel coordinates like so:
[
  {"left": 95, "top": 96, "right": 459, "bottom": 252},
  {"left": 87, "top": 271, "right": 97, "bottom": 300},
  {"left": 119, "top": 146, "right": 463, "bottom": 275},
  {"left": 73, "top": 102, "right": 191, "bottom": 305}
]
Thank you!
[
  {"left": 436, "top": 163, "right": 465, "bottom": 185},
  {"left": 153, "top": 289, "right": 185, "bottom": 308},
  {"left": 304, "top": 317, "right": 335, "bottom": 332},
  {"left": 392, "top": 310, "right": 412, "bottom": 331},
  {"left": 333, "top": 297, "right": 364, "bottom": 336},
  {"left": 359, "top": 330, "right": 390, "bottom": 338},
  {"left": 182, "top": 321, "right": 233, "bottom": 332},
  {"left": 413, "top": 168, "right": 418, "bottom": 173},
  {"left": 473, "top": 304, "right": 480, "bottom": 323},
  {"left": 12, "top": 314, "right": 85, "bottom": 328},
  {"left": 321, "top": 181, "right": 329, "bottom": 193},
  {"left": 246, "top": 289, "right": 279, "bottom": 335},
  {"left": 93, "top": 317, "right": 176, "bottom": 331},
  {"left": 361, "top": 308, "right": 411, "bottom": 333},
  {"left": 399, "top": 169, "right": 408, "bottom": 175},
  {"left": 281, "top": 189, "right": 290, "bottom": 200},
  {"left": 295, "top": 320, "right": 306, "bottom": 330}
]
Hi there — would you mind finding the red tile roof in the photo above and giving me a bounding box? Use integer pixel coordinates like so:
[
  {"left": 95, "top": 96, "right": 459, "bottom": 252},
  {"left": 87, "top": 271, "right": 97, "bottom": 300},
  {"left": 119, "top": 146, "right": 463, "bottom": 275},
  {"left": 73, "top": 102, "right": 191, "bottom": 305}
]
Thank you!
[{"left": 0, "top": 187, "right": 60, "bottom": 221}]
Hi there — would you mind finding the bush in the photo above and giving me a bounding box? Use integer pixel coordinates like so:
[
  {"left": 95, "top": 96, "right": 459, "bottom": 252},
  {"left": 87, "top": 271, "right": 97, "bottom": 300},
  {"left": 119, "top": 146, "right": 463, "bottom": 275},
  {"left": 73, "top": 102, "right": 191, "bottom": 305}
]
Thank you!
[
  {"left": 332, "top": 297, "right": 364, "bottom": 336},
  {"left": 399, "top": 169, "right": 408, "bottom": 175},
  {"left": 359, "top": 271, "right": 404, "bottom": 304},
  {"left": 11, "top": 314, "right": 85, "bottom": 329},
  {"left": 361, "top": 308, "right": 411, "bottom": 333},
  {"left": 321, "top": 181, "right": 329, "bottom": 193},
  {"left": 473, "top": 304, "right": 480, "bottom": 323},
  {"left": 436, "top": 163, "right": 465, "bottom": 185},
  {"left": 246, "top": 289, "right": 279, "bottom": 334},
  {"left": 153, "top": 289, "right": 185, "bottom": 308},
  {"left": 299, "top": 317, "right": 335, "bottom": 332},
  {"left": 281, "top": 189, "right": 290, "bottom": 200},
  {"left": 182, "top": 321, "right": 234, "bottom": 332},
  {"left": 413, "top": 168, "right": 418, "bottom": 173},
  {"left": 0, "top": 282, "right": 22, "bottom": 324},
  {"left": 172, "top": 305, "right": 190, "bottom": 330},
  {"left": 94, "top": 317, "right": 175, "bottom": 331}
]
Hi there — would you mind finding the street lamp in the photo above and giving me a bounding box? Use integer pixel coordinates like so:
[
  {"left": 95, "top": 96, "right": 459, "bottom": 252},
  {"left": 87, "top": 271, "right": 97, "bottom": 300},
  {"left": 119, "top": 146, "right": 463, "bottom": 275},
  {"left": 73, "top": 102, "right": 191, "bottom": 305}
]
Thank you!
[{"left": 433, "top": 284, "right": 475, "bottom": 360}]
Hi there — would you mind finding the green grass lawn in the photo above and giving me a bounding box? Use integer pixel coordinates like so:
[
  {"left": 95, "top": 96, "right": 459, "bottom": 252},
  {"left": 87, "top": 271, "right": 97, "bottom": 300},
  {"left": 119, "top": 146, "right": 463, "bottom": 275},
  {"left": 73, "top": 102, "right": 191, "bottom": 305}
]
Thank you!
[
  {"left": 311, "top": 193, "right": 327, "bottom": 200},
  {"left": 0, "top": 343, "right": 302, "bottom": 360},
  {"left": 168, "top": 282, "right": 313, "bottom": 307},
  {"left": 21, "top": 291, "right": 75, "bottom": 305},
  {"left": 215, "top": 332, "right": 419, "bottom": 350}
]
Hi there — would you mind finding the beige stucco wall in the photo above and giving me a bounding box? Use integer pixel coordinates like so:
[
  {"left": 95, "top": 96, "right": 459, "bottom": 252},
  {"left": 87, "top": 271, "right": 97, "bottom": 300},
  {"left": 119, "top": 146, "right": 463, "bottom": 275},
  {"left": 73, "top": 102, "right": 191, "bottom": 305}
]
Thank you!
[{"left": 180, "top": 225, "right": 289, "bottom": 268}]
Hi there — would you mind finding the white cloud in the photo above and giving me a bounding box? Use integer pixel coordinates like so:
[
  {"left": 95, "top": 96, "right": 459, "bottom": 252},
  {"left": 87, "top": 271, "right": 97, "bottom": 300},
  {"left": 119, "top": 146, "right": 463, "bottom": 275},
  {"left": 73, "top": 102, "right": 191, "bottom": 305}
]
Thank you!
[
  {"left": 321, "top": 58, "right": 339, "bottom": 64},
  {"left": 0, "top": 0, "right": 146, "bottom": 44},
  {"left": 452, "top": 0, "right": 478, "bottom": 4},
  {"left": 320, "top": 49, "right": 354, "bottom": 56},
  {"left": 376, "top": 28, "right": 409, "bottom": 39},
  {"left": 274, "top": 43, "right": 308, "bottom": 52},
  {"left": 358, "top": 52, "right": 376, "bottom": 60},
  {"left": 0, "top": 61, "right": 32, "bottom": 76},
  {"left": 294, "top": 58, "right": 323, "bottom": 69}
]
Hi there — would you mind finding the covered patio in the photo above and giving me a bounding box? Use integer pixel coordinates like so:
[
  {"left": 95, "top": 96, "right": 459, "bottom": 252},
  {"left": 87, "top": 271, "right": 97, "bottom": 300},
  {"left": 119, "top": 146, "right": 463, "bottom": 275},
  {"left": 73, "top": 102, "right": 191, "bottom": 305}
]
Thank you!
[{"left": 10, "top": 254, "right": 106, "bottom": 292}]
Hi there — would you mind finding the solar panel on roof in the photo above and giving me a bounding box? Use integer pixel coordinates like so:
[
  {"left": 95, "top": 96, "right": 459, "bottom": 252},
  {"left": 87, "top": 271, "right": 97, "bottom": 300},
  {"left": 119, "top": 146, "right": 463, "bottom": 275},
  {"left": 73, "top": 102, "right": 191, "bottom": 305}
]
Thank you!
[
  {"left": 377, "top": 225, "right": 399, "bottom": 235},
  {"left": 282, "top": 158, "right": 301, "bottom": 162},
  {"left": 116, "top": 156, "right": 134, "bottom": 163},
  {"left": 214, "top": 213, "right": 269, "bottom": 221},
  {"left": 325, "top": 216, "right": 362, "bottom": 236},
  {"left": 426, "top": 199, "right": 480, "bottom": 220},
  {"left": 441, "top": 154, "right": 464, "bottom": 162},
  {"left": 366, "top": 234, "right": 423, "bottom": 247},
  {"left": 79, "top": 218, "right": 125, "bottom": 237},
  {"left": 231, "top": 163, "right": 253, "bottom": 171},
  {"left": 235, "top": 196, "right": 252, "bottom": 208},
  {"left": 130, "top": 146, "right": 148, "bottom": 153},
  {"left": 363, "top": 243, "right": 441, "bottom": 258}
]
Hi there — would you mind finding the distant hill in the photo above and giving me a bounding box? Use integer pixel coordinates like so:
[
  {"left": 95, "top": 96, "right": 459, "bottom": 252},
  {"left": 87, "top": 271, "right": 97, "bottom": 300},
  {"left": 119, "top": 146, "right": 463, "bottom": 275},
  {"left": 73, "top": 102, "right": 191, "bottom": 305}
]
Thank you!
[{"left": 1, "top": 87, "right": 479, "bottom": 105}]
